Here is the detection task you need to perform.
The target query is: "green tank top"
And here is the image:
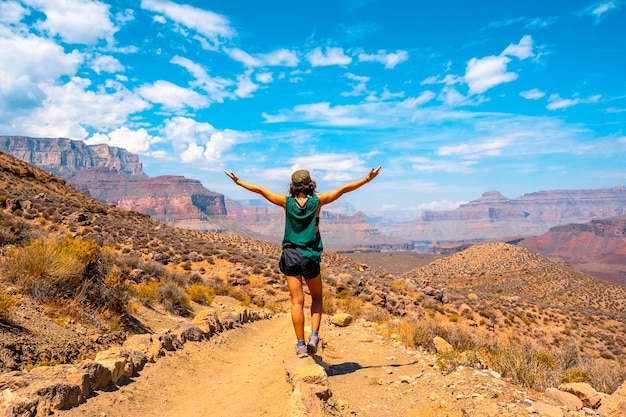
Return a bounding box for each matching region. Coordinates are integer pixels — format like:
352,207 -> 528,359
282,195 -> 323,262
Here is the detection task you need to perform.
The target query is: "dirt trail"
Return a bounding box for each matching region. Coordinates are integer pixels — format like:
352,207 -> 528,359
53,313 -> 539,417
55,315 -> 296,417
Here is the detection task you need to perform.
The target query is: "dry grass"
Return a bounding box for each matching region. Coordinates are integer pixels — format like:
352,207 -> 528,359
0,288 -> 18,321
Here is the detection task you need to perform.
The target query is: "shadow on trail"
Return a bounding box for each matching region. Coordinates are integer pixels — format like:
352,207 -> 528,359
327,360 -> 419,376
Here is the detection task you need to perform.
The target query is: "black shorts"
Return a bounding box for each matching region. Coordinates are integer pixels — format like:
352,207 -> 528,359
279,248 -> 321,280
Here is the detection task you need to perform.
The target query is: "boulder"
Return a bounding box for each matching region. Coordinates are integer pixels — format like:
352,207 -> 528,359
559,382 -> 601,408
286,364 -> 329,388
526,401 -> 563,417
74,360 -> 112,391
0,371 -> 82,412
171,322 -> 205,343
0,388 -> 38,417
433,336 -> 454,355
330,313 -> 353,327
94,350 -> 133,384
290,381 -> 322,417
545,387 -> 583,411
605,379 -> 626,417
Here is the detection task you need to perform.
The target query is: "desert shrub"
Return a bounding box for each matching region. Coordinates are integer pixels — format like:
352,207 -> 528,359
226,287 -> 251,306
187,271 -> 203,286
3,236 -> 102,301
100,268 -> 131,314
0,288 -> 18,321
0,211 -> 35,246
1,235 -> 133,317
158,282 -> 191,315
133,281 -> 162,305
488,342 -> 558,390
188,283 -> 214,305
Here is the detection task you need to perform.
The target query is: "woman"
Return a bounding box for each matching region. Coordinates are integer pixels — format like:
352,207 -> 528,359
224,166 -> 381,357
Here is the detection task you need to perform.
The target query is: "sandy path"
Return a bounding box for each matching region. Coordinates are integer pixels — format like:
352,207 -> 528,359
53,312 -> 535,417
54,315 -> 296,417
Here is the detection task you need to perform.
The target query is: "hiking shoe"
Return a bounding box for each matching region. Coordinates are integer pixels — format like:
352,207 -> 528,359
295,343 -> 308,358
307,334 -> 320,354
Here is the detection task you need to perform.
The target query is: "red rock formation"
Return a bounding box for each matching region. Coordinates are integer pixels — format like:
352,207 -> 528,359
519,215 -> 626,285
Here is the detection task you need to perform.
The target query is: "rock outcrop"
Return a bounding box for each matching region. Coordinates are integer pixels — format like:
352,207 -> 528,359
519,215 -> 626,285
0,136 -> 229,230
0,136 -> 143,177
378,186 -> 626,247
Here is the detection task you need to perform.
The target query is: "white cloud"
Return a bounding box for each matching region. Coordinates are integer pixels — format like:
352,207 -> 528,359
502,35 -> 534,60
520,88 -> 545,100
90,54 -> 123,74
0,32 -> 82,82
0,31 -> 82,115
141,0 -> 234,48
306,47 -> 352,67
170,56 -> 234,102
407,156 -> 477,173
138,80 -> 209,110
464,55 -> 517,94
262,49 -> 299,67
255,72 -> 273,84
399,91 -> 436,108
290,153 -> 367,180
234,71 -> 259,98
226,47 -> 300,68
19,76 -> 149,139
25,0 -> 116,45
418,199 -> 467,211
438,86 -> 471,106
358,49 -> 408,69
290,102 -> 372,127
160,116 -> 216,147
181,143 -> 204,163
547,93 -> 601,110
438,136 -> 514,157
580,1 -> 621,23
227,48 -> 262,67
0,1 -> 28,24
85,127 -> 158,154
341,73 -> 371,97
203,131 -> 239,163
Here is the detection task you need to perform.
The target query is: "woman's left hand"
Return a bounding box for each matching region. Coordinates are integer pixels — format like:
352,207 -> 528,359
224,170 -> 239,183
366,165 -> 382,182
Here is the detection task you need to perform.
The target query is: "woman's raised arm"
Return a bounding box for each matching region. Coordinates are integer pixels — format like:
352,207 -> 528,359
224,171 -> 286,208
317,166 -> 381,206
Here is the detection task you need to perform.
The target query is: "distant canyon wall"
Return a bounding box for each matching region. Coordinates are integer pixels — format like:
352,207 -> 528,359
0,136 -> 227,223
377,188 -> 626,245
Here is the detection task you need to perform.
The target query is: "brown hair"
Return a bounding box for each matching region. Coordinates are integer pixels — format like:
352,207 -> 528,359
289,181 -> 317,197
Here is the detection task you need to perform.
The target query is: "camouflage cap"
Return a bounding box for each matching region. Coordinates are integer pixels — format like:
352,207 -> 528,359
291,169 -> 311,185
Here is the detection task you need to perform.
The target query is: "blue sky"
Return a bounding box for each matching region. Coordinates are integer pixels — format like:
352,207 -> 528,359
1,0 -> 625,216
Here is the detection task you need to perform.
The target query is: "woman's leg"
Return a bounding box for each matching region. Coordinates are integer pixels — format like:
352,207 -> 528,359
285,274 -> 305,341
305,274 -> 323,333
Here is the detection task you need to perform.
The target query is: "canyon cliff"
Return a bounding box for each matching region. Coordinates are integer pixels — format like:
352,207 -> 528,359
0,136 -> 228,232
519,215 -> 626,285
377,188 -> 626,247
